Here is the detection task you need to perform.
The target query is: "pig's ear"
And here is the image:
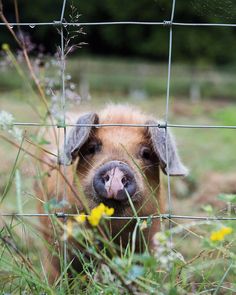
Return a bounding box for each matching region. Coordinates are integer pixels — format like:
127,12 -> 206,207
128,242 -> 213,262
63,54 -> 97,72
147,120 -> 188,176
59,113 -> 99,165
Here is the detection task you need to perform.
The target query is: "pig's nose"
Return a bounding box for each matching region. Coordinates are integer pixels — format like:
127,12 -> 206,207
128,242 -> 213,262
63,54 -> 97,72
93,161 -> 136,201
103,167 -> 129,199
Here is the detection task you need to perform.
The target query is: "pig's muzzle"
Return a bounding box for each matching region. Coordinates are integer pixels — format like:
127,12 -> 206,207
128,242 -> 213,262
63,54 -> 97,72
93,161 -> 137,201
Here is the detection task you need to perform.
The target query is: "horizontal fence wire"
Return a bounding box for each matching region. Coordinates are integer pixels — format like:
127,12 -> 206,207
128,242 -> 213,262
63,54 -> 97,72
1,21 -> 236,27
0,213 -> 236,221
10,122 -> 236,129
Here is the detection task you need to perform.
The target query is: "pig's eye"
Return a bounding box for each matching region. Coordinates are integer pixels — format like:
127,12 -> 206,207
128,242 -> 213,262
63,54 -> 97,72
84,141 -> 101,156
140,146 -> 152,161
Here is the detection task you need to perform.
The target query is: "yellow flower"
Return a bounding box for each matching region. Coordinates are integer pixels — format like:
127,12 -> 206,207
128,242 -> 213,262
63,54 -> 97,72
104,207 -> 114,216
2,43 -> 10,51
96,203 -> 106,212
210,231 -> 224,241
87,204 -> 104,226
87,203 -> 114,227
66,219 -> 73,236
210,226 -> 233,242
221,227 -> 233,235
87,215 -> 100,227
74,213 -> 86,224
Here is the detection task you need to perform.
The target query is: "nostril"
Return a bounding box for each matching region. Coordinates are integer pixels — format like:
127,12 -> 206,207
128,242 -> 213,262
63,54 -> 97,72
121,176 -> 126,184
103,174 -> 110,183
121,176 -> 129,188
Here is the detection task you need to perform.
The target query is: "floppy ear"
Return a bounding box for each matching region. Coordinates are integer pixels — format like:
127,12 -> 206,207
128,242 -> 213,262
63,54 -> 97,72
147,120 -> 188,176
59,112 -> 99,165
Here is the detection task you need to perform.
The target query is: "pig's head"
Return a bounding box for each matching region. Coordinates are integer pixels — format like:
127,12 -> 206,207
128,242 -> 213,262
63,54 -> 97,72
60,105 -> 187,215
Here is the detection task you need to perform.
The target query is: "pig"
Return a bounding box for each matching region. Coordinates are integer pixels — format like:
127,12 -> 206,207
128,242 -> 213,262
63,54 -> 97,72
36,104 -> 187,280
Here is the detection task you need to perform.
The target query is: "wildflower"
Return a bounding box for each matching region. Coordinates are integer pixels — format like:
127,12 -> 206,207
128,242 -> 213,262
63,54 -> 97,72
153,231 -> 185,271
74,213 -> 86,224
0,110 -> 14,127
0,110 -> 23,141
104,206 -> 114,216
210,231 -> 224,241
87,203 -> 114,227
87,203 -> 105,227
221,226 -> 233,235
210,226 -> 233,242
66,219 -> 73,237
64,215 -> 87,240
2,43 -> 10,51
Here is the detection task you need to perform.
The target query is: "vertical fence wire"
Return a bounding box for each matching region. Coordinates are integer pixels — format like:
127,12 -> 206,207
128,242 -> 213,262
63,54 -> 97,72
59,0 -> 68,273
165,0 -> 176,244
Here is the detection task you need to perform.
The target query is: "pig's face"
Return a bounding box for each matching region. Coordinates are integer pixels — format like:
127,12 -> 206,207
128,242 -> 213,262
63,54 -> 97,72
60,105 -> 187,215
77,125 -> 158,213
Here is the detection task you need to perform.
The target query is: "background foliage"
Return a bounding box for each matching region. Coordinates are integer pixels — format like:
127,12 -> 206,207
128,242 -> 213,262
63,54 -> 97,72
2,0 -> 236,64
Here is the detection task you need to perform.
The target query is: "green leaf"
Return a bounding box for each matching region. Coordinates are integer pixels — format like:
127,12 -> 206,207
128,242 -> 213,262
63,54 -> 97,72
202,204 -> 213,213
217,194 -> 236,203
168,287 -> 179,295
136,253 -> 157,269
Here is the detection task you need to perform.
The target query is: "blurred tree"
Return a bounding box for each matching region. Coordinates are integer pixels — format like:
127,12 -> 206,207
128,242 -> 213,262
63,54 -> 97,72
1,0 -> 236,64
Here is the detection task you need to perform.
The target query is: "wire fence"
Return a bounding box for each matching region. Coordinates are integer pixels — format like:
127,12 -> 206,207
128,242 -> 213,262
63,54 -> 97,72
8,122 -> 236,129
2,21 -> 236,27
1,213 -> 236,221
1,0 -> 236,268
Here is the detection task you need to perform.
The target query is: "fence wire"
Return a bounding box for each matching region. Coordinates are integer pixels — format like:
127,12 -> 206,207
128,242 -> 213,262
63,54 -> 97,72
1,213 -> 236,221
9,122 -> 236,129
164,0 -> 176,241
1,21 -> 236,27
59,0 -> 68,270
1,0 -> 236,268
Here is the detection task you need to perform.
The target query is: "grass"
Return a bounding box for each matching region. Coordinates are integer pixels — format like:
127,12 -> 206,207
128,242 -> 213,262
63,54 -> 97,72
0,53 -> 236,293
1,208 -> 235,294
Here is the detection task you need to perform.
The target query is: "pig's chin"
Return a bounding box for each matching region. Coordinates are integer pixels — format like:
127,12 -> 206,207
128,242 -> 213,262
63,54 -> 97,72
92,197 -> 141,216
96,198 -> 130,210
83,185 -> 142,215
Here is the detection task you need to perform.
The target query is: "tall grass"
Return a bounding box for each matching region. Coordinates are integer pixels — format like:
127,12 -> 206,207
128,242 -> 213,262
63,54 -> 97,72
1,196 -> 235,293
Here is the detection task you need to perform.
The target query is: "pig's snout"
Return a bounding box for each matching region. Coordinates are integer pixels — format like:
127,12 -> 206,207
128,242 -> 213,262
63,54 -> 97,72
93,161 -> 137,201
